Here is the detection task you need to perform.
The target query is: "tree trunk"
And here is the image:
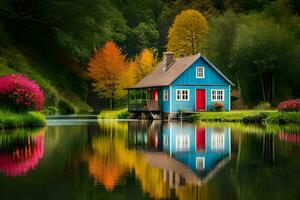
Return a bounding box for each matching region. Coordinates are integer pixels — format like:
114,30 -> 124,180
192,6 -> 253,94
260,75 -> 266,101
110,97 -> 113,109
191,27 -> 195,55
272,76 -> 275,102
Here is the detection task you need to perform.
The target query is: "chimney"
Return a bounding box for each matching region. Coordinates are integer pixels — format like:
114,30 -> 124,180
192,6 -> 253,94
162,52 -> 175,72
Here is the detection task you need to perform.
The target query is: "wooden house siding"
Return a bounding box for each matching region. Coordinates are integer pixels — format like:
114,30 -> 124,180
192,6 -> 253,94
172,57 -> 228,85
168,85 -> 230,112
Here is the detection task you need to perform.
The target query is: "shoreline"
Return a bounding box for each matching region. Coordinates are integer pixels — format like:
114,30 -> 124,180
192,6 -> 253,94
98,109 -> 300,125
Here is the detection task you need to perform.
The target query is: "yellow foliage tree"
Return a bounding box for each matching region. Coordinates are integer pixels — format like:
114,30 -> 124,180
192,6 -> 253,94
131,49 -> 156,83
167,9 -> 208,55
87,41 -> 130,109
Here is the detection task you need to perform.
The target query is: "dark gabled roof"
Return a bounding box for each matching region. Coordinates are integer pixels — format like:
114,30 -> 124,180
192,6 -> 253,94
127,54 -> 234,89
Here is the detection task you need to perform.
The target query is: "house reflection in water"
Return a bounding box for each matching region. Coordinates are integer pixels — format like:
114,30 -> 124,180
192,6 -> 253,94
128,121 -> 231,187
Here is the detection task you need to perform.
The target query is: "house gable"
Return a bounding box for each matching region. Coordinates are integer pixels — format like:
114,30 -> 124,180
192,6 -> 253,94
172,56 -> 230,86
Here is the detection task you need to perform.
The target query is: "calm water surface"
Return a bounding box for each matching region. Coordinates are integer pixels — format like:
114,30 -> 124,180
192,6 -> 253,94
1,119 -> 300,200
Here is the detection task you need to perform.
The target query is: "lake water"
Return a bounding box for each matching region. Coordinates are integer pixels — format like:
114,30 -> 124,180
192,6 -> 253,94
1,119 -> 300,200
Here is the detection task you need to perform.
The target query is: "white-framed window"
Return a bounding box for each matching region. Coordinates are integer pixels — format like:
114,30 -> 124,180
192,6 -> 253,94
176,134 -> 190,151
176,89 -> 190,101
196,67 -> 205,78
211,128 -> 225,150
163,90 -> 168,101
196,157 -> 205,170
211,89 -> 224,101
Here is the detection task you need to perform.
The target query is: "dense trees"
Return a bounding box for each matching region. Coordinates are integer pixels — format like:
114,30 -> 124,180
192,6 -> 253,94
1,0 -> 300,109
167,9 -> 208,55
205,5 -> 300,106
232,15 -> 299,104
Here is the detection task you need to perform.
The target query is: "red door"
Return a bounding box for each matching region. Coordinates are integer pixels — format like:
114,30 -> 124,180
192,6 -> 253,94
196,127 -> 206,151
196,89 -> 206,111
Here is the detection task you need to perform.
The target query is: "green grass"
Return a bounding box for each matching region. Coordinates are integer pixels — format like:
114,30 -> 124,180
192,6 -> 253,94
0,109 -> 46,129
98,108 -> 130,119
189,110 -> 300,124
266,112 -> 300,124
189,110 -> 275,122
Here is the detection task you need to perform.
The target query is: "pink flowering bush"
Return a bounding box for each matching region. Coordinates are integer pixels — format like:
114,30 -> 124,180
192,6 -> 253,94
277,99 -> 300,112
0,74 -> 44,111
213,102 -> 224,111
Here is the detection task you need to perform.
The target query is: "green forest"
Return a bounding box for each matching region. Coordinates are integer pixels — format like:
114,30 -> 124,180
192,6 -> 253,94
0,0 -> 300,113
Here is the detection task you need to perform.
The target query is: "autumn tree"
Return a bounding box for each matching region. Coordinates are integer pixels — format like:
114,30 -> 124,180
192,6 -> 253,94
167,9 -> 208,55
131,49 -> 156,83
87,41 -> 129,109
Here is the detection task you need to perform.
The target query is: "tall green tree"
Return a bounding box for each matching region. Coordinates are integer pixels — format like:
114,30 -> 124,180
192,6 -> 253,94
232,14 -> 300,104
167,9 -> 208,55
205,11 -> 239,82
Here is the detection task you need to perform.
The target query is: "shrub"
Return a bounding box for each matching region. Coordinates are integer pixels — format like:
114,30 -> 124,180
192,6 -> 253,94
43,106 -> 59,115
213,102 -> 224,111
0,74 -> 44,111
242,112 -> 268,123
254,102 -> 272,110
58,99 -> 75,114
117,111 -> 131,119
277,99 -> 300,112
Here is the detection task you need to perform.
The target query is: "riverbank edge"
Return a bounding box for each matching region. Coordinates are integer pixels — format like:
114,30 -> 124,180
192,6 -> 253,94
0,110 -> 46,129
188,110 -> 300,124
98,108 -> 130,119
98,109 -> 300,125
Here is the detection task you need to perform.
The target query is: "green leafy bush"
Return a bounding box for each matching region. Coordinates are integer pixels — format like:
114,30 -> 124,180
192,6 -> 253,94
254,102 -> 272,110
0,108 -> 46,128
242,112 -> 268,123
117,111 -> 131,119
58,99 -> 75,114
43,106 -> 59,115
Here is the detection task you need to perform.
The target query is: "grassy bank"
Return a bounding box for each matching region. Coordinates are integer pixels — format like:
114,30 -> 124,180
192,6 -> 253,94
188,110 -> 300,124
0,109 -> 46,129
98,108 -> 130,119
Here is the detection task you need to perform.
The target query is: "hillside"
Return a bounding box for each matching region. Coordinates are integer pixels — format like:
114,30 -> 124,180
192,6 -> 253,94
0,24 -> 92,114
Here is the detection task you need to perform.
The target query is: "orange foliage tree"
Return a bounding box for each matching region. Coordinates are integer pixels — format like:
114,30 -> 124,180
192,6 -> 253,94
130,49 -> 156,83
87,41 -> 132,108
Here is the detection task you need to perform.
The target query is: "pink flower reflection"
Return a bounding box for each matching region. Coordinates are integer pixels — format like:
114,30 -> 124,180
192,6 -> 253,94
0,134 -> 44,176
278,132 -> 300,143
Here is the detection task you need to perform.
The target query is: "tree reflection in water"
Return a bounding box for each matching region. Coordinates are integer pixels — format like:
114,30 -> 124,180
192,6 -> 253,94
0,128 -> 45,176
84,120 -> 231,199
83,120 -> 170,198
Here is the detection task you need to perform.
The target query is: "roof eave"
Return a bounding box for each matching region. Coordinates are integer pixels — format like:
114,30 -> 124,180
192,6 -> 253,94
201,55 -> 235,86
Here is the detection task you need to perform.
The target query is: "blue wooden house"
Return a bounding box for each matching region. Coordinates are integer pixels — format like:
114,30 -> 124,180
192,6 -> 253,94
127,52 -> 234,118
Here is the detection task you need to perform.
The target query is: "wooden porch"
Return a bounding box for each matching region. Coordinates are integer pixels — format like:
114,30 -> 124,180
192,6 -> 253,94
128,100 -> 161,111
128,88 -> 161,112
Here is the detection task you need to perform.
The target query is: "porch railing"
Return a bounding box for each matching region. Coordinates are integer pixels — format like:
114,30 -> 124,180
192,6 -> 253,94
128,100 -> 161,111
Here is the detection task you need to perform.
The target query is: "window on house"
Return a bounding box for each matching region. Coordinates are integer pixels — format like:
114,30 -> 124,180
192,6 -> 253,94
176,89 -> 189,101
196,157 -> 205,170
163,90 -> 168,101
196,67 -> 205,78
211,128 -> 225,150
211,89 -> 224,101
176,134 -> 190,151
